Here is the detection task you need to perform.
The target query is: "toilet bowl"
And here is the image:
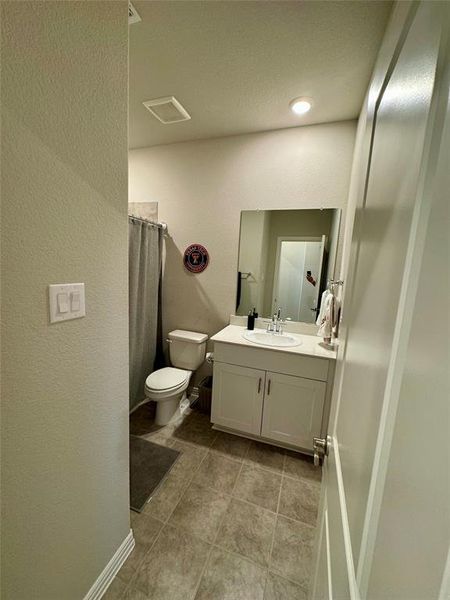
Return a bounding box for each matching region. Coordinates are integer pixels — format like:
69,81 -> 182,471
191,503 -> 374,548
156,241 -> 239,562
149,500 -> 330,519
144,329 -> 208,425
145,367 -> 191,425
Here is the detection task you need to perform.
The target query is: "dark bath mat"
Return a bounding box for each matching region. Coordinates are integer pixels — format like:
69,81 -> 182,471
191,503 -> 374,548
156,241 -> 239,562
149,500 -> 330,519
129,435 -> 180,513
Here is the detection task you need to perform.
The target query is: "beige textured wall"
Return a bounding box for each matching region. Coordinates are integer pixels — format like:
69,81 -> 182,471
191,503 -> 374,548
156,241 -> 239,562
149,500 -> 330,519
129,122 -> 356,378
1,2 -> 129,599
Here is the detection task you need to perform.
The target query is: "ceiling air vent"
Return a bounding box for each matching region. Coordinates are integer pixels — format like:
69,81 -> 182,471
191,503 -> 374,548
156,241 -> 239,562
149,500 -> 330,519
143,96 -> 191,124
128,2 -> 141,24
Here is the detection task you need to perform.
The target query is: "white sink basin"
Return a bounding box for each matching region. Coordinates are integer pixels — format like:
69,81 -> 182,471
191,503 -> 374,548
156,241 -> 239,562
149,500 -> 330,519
243,330 -> 302,348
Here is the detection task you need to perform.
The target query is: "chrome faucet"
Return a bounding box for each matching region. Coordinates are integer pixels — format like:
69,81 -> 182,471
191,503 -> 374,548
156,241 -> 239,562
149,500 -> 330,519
266,314 -> 276,333
267,307 -> 285,334
275,307 -> 285,334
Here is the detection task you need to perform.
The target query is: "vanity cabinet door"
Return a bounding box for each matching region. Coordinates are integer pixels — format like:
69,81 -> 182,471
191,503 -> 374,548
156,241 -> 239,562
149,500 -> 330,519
261,372 -> 326,449
211,363 -> 265,435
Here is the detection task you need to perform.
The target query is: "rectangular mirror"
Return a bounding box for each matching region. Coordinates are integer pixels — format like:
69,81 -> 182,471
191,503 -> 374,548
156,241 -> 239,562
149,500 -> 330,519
236,208 -> 342,323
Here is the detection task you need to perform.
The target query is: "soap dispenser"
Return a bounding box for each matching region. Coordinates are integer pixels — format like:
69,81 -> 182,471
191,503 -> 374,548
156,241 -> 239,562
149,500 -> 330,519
247,310 -> 255,330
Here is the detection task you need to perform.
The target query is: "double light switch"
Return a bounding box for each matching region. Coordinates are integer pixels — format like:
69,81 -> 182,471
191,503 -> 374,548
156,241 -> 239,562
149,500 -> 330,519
49,283 -> 85,323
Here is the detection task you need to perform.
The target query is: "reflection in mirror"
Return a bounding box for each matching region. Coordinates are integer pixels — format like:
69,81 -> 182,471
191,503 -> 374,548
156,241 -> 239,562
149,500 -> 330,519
236,209 -> 342,323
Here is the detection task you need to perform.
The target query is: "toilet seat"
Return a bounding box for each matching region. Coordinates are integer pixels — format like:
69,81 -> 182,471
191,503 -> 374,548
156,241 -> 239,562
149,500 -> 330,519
145,367 -> 190,398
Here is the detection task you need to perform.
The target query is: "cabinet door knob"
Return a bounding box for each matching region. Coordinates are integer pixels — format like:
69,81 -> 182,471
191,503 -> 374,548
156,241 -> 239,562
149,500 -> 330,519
258,378 -> 262,393
267,379 -> 271,395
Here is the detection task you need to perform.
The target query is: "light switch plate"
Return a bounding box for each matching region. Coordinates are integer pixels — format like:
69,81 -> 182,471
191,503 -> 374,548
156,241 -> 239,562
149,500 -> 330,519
49,283 -> 85,323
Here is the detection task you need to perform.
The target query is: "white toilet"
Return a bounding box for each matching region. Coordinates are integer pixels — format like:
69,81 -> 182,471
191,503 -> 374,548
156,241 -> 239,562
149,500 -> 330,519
145,329 -> 208,425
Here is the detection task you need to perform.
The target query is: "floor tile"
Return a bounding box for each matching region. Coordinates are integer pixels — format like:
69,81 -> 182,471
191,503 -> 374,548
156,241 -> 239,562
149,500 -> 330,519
264,572 -> 307,600
168,482 -> 231,542
142,430 -> 176,447
129,404 -> 157,437
117,541 -> 149,585
217,498 -> 276,567
284,451 -> 321,483
233,464 -> 282,512
193,451 -> 241,493
171,412 -> 217,448
102,577 -> 127,600
278,477 -> 320,526
134,523 -> 210,600
130,511 -> 164,546
143,437 -> 208,520
118,513 -> 163,583
122,585 -> 149,600
270,516 -> 315,590
211,431 -> 251,461
195,547 -> 266,600
169,439 -> 209,477
142,468 -> 188,522
130,409 -> 320,600
245,441 -> 285,473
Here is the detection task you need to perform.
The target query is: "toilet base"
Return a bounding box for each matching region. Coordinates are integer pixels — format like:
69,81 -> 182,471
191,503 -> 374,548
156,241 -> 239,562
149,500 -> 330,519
154,391 -> 187,426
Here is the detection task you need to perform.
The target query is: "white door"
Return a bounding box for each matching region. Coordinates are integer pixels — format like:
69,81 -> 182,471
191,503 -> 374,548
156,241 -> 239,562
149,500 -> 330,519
211,363 -> 265,435
272,236 -> 325,322
312,3 -> 449,599
261,372 -> 326,450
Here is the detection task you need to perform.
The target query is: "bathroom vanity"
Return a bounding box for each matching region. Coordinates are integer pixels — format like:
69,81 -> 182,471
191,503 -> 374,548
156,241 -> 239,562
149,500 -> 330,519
210,324 -> 336,454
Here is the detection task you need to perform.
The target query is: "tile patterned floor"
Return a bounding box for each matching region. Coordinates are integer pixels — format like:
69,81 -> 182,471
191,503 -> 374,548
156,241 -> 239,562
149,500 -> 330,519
104,405 -> 322,600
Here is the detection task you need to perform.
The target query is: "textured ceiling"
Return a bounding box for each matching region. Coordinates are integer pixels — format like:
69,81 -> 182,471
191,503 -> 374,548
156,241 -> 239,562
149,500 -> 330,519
129,1 -> 392,149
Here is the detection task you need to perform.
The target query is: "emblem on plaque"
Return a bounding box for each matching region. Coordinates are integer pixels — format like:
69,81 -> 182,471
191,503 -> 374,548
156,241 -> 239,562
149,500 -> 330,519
183,244 -> 209,273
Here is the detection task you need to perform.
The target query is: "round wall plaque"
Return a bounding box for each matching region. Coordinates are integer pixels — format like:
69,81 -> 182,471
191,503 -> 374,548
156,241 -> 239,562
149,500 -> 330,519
183,244 -> 209,273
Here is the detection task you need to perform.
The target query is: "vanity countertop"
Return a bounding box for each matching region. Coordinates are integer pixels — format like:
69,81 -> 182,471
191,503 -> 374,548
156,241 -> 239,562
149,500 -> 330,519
210,325 -> 337,360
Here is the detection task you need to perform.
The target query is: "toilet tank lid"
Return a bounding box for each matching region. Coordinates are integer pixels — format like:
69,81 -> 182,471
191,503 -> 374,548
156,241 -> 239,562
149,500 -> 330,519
168,329 -> 208,344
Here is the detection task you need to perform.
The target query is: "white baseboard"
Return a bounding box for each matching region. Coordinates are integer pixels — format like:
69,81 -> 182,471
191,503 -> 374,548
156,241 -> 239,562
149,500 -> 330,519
83,529 -> 135,600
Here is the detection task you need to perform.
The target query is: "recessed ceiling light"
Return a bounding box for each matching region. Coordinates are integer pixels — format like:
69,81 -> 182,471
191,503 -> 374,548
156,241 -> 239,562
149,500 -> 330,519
290,97 -> 313,115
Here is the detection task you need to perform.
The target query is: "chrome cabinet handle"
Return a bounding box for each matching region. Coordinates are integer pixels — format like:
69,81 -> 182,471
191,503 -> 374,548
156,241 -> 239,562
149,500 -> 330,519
258,378 -> 262,393
267,379 -> 271,395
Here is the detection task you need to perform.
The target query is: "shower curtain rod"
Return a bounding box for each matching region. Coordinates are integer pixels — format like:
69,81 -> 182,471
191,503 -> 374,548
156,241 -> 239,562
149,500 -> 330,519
128,214 -> 168,233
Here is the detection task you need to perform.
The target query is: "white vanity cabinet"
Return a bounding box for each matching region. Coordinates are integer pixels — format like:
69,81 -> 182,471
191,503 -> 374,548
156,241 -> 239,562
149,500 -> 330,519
210,327 -> 335,453
211,363 -> 265,435
260,372 -> 326,449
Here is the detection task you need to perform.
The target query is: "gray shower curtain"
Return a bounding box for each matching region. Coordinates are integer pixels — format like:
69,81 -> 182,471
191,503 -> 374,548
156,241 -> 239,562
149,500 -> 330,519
129,217 -> 163,412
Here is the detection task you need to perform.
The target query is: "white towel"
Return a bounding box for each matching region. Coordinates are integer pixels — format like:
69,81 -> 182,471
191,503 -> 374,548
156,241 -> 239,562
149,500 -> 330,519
317,291 -> 340,340
316,289 -> 330,327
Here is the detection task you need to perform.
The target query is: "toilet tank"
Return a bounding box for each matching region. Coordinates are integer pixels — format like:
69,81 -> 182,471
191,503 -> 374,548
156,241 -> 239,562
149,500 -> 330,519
168,330 -> 208,370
